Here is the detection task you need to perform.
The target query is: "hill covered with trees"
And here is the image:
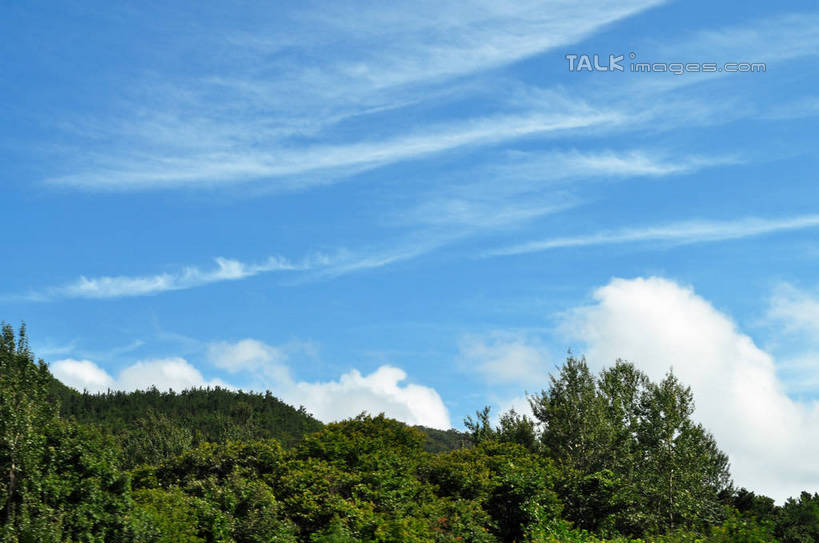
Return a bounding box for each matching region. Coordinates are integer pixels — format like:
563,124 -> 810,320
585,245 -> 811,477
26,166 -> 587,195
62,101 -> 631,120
2,323 -> 818,542
48,373 -> 467,466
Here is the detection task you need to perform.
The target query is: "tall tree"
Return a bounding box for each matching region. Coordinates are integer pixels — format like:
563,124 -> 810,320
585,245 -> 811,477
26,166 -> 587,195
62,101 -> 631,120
597,361 -> 650,534
637,371 -> 731,533
0,323 -> 56,541
530,356 -> 609,474
530,357 -> 732,536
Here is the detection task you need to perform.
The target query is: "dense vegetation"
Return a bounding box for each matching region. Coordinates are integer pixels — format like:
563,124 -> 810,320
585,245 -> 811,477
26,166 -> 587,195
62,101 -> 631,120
49,377 -> 464,465
2,323 -> 817,541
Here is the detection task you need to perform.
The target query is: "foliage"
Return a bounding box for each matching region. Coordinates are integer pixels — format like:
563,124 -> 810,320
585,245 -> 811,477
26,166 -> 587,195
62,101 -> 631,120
529,358 -> 731,537
465,407 -> 539,453
775,491 -> 819,543
414,426 -> 470,453
2,326 -> 817,542
0,324 -> 131,542
0,323 -> 57,542
52,385 -> 324,458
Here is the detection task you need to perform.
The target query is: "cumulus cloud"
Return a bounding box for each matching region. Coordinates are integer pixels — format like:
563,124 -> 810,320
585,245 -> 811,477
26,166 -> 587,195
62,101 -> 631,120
458,332 -> 550,385
765,284 -> 819,397
562,276 -> 819,503
50,359 -> 116,393
208,338 -> 291,379
285,366 -> 451,430
118,358 -> 227,391
51,357 -> 226,393
206,338 -> 451,429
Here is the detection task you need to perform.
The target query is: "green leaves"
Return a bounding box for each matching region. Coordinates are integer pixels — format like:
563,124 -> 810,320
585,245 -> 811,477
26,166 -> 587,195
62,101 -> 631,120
0,326 -> 809,542
776,491 -> 819,543
0,324 -> 60,542
532,356 -> 611,474
528,358 -> 732,537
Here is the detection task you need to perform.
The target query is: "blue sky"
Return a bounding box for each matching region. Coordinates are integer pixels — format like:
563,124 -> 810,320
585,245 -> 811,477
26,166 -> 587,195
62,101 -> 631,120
3,1 -> 819,500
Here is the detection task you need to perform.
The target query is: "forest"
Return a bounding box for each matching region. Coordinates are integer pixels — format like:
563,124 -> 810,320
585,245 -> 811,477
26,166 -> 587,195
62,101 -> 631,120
1,323 -> 817,542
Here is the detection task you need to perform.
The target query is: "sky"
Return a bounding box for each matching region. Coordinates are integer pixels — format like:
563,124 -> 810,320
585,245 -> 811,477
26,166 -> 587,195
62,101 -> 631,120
2,0 -> 819,502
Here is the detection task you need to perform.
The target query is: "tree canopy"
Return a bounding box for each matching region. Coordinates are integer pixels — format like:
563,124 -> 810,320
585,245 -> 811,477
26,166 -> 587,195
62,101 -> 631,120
1,324 -> 816,542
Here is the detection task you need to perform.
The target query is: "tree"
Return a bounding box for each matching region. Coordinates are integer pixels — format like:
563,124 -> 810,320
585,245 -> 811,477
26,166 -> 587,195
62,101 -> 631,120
596,361 -> 650,535
637,371 -> 731,534
531,356 -> 610,474
39,419 -> 131,542
775,491 -> 819,543
496,409 -> 539,453
530,357 -> 732,537
0,323 -> 56,541
464,407 -> 538,452
121,408 -> 194,468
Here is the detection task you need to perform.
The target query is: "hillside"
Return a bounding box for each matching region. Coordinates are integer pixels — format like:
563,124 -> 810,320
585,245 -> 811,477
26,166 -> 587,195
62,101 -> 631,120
49,377 -> 468,462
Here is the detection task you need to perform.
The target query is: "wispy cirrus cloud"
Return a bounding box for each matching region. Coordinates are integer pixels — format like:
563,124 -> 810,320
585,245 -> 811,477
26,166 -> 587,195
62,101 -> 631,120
24,211 -> 815,302
489,214 -> 819,256
48,107 -> 622,191
43,1 -> 668,192
20,239 -> 454,300
36,7 -> 819,198
31,256 -> 299,300
397,148 -> 736,229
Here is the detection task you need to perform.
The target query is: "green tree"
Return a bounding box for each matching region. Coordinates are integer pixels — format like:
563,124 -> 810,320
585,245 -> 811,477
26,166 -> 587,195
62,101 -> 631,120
0,323 -> 57,542
39,420 -> 131,542
596,361 -> 650,535
724,487 -> 777,524
530,357 -> 732,537
775,491 -> 819,543
637,371 -> 731,534
531,356 -> 609,474
465,407 -> 538,452
122,408 -> 194,468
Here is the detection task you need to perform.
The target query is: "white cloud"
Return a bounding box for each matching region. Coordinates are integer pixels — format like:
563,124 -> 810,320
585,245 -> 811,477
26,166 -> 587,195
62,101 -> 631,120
50,108 -> 620,191
28,146 -> 740,302
765,284 -> 819,397
207,338 -> 295,384
118,358 -> 227,391
562,276 -> 819,502
25,237 -> 458,301
50,359 -> 116,393
51,357 -> 226,393
399,148 -> 730,230
286,366 -> 451,430
206,338 -> 450,428
768,283 -> 819,339
43,256 -> 296,299
302,0 -> 668,91
202,338 -> 451,428
208,338 -> 287,372
45,0 -> 667,192
458,332 -> 550,385
497,149 -> 739,181
490,214 -> 819,256
208,338 -> 451,428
